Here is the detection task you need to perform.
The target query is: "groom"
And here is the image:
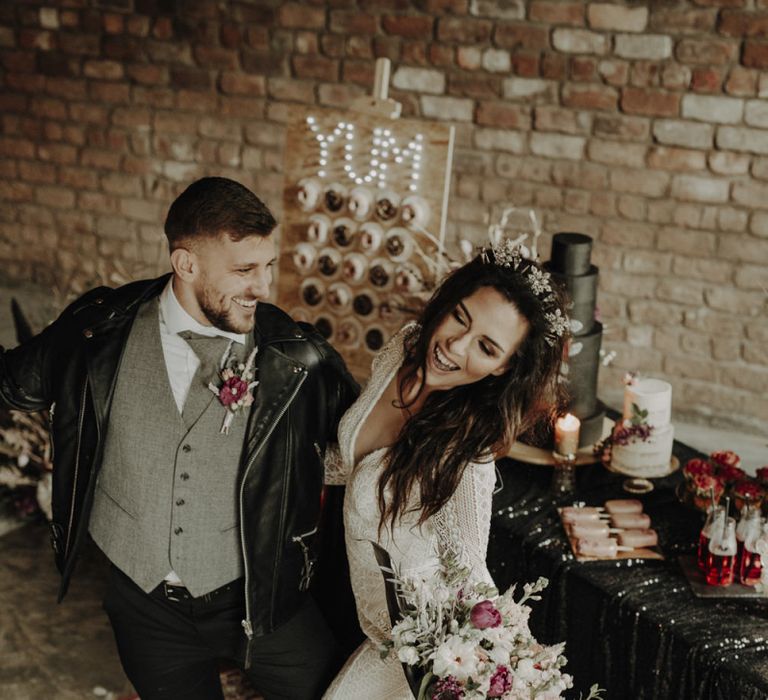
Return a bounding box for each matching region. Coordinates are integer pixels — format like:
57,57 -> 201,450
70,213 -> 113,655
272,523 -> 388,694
0,177 -> 358,700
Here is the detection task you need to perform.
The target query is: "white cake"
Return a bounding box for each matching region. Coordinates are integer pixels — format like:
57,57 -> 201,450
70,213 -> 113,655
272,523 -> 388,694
611,378 -> 674,478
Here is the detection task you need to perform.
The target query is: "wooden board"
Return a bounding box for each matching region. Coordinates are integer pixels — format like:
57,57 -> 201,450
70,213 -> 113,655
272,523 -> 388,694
279,106 -> 455,382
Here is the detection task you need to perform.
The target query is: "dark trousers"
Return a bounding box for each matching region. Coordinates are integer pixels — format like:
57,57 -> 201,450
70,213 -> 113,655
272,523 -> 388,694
103,566 -> 338,700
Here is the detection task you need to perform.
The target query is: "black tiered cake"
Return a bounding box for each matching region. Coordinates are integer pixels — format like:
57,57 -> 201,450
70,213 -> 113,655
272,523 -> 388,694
544,233 -> 606,448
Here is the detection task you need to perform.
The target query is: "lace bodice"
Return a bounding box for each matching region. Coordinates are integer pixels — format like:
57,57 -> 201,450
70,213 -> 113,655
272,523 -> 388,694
327,324 -> 497,643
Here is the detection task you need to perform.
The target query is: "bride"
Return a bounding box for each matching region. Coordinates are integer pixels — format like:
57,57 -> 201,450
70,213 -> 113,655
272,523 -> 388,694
323,242 -> 569,699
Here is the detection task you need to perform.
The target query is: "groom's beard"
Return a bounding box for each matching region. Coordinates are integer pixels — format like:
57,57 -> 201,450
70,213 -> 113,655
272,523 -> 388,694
197,287 -> 257,334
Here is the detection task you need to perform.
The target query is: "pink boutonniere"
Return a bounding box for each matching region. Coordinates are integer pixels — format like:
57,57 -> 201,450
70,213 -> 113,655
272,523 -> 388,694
208,341 -> 258,435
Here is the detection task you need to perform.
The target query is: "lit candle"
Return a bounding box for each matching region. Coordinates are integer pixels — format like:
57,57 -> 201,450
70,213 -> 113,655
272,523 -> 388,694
555,413 -> 581,456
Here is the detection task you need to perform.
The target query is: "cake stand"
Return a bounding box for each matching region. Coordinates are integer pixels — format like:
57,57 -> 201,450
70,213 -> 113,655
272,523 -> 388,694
602,455 -> 680,494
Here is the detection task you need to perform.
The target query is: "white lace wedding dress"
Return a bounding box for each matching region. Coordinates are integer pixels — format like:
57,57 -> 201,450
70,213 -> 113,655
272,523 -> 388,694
323,324 -> 497,700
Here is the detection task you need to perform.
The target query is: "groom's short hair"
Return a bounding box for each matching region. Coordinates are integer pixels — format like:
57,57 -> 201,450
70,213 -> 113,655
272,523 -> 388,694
164,176 -> 277,251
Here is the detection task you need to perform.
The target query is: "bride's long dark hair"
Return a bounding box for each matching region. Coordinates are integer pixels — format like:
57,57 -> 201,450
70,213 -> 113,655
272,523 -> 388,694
378,252 -> 569,532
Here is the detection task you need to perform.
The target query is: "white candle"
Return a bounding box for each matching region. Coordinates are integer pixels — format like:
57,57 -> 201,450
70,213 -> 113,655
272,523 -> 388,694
555,413 -> 581,456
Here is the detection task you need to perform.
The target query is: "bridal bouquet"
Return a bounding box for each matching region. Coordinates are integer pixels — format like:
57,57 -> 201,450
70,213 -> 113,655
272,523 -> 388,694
376,546 -> 602,699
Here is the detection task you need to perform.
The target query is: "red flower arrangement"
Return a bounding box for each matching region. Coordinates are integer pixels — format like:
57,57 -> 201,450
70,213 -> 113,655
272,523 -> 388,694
733,479 -> 764,513
208,343 -> 258,435
756,466 -> 768,486
683,458 -> 715,481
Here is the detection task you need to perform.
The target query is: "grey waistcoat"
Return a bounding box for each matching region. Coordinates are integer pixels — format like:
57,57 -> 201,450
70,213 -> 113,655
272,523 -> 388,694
89,299 -> 251,596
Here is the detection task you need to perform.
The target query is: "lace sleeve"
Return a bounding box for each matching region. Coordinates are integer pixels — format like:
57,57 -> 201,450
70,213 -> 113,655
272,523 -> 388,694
433,459 -> 497,586
323,443 -> 347,485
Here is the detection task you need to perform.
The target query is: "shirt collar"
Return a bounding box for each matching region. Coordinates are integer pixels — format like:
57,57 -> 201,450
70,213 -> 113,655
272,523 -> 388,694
159,277 -> 246,346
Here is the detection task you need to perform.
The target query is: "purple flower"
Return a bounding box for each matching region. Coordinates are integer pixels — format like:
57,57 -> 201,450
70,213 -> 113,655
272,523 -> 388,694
470,600 -> 502,629
432,676 -> 464,700
218,376 -> 250,407
488,665 -> 513,697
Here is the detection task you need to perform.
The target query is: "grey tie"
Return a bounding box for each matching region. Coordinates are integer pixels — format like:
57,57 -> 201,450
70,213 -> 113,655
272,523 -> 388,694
177,332 -> 238,426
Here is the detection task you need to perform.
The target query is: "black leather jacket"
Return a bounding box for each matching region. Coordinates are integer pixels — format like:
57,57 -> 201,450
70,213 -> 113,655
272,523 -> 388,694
0,275 -> 358,644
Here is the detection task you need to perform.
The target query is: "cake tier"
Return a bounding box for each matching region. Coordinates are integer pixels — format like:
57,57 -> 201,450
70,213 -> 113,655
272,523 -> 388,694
544,264 -> 599,336
578,402 -> 606,448
623,378 -> 671,428
563,322 -> 602,418
549,232 -> 593,276
611,424 -> 675,478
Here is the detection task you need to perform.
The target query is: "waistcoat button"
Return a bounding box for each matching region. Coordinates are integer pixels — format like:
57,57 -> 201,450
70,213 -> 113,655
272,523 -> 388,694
182,444 -> 191,452
174,527 -> 183,535
180,472 -> 190,481
176,498 -> 185,506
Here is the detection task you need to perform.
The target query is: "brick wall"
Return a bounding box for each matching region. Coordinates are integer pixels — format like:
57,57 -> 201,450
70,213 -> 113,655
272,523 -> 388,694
0,0 -> 766,433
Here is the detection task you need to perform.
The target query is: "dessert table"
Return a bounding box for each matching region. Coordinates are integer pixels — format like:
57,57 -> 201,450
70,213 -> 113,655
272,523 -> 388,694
488,439 -> 768,699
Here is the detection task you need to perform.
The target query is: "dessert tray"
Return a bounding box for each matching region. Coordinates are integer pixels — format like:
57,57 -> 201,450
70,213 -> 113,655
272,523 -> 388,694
558,502 -> 664,562
506,417 -> 614,466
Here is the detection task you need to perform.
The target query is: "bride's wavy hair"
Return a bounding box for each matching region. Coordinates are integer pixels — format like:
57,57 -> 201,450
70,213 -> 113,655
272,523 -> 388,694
378,252 -> 569,532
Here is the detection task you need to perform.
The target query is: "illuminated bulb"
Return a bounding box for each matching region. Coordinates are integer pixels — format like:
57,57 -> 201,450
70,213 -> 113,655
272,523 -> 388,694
355,178 -> 363,185
344,165 -> 352,172
416,134 -> 423,141
409,184 -> 417,191
345,154 -> 352,161
372,149 -> 379,156
319,159 -> 327,166
380,163 -> 387,170
319,170 -> 326,177
364,176 -> 372,182
395,156 -> 403,164
316,135 -> 324,142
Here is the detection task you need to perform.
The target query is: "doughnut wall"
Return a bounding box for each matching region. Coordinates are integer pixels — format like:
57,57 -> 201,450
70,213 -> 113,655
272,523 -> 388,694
279,109 -> 455,381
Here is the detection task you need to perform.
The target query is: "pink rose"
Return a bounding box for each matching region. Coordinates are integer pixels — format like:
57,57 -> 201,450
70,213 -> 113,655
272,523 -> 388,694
734,479 -> 762,499
756,466 -> 768,484
692,473 -> 724,497
488,665 -> 512,697
219,376 -> 250,407
470,600 -> 501,629
717,464 -> 746,484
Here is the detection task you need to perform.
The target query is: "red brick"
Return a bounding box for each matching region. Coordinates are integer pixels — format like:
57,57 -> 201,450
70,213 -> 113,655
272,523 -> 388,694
594,114 -> 650,141
541,51 -> 567,80
267,77 -> 315,103
649,8 -> 716,34
318,82 -> 366,106
177,91 -> 218,113
37,143 -> 78,165
342,59 -> 374,85
126,15 -> 150,37
30,96 -> 67,120
246,27 -> 269,50
725,66 -> 757,95
346,35 -> 371,58
19,29 -> 56,51
421,0 -> 468,12
535,106 -> 592,135
90,82 -> 131,103
402,41 -> 428,65
0,136 -> 35,159
690,66 -> 725,93
743,41 -> 768,69
279,2 -> 326,29
438,16 -> 492,42
661,63 -> 692,90
562,83 -> 618,110
676,38 -> 738,65
219,72 -> 267,96
220,24 -> 242,49
321,33 -> 345,57
2,50 -> 36,73
126,64 -> 168,86
102,13 -> 124,34
512,52 -> 540,76
292,54 -> 338,81
529,0 -> 584,25
718,10 -> 768,37
629,61 -> 662,88
5,72 -> 45,93
372,36 -> 400,61
0,181 -> 33,202
647,146 -> 706,172
448,74 -> 499,98
570,56 -> 597,81
692,0 -> 744,6
621,87 -> 680,117
83,59 -> 124,80
495,22 -> 549,50
329,11 -> 378,35
382,15 -> 434,37
193,46 -> 238,69
476,101 -> 531,129
429,43 -> 454,67
170,67 -> 212,91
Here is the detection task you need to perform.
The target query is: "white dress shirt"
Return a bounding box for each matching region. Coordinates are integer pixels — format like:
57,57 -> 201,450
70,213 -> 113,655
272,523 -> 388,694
157,278 -> 246,584
158,278 -> 246,414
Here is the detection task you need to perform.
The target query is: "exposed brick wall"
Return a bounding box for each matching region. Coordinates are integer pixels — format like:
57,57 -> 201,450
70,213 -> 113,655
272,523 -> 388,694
0,0 -> 766,432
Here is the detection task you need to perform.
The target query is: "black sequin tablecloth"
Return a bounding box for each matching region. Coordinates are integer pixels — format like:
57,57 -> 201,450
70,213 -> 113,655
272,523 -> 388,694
488,440 -> 768,700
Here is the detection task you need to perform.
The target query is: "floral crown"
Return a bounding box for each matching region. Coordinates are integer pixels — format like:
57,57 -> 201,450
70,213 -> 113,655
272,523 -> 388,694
478,209 -> 569,347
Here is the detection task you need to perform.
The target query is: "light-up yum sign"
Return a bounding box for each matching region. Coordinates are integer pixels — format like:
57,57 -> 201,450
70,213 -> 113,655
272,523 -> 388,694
306,116 -> 424,192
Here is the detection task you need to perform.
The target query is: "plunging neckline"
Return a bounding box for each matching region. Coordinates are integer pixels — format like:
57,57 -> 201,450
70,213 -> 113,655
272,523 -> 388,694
351,364 -> 400,468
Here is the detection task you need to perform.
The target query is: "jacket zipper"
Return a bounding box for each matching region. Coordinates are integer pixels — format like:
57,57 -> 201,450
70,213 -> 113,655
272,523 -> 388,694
238,368 -> 307,668
48,402 -> 56,465
63,378 -> 88,558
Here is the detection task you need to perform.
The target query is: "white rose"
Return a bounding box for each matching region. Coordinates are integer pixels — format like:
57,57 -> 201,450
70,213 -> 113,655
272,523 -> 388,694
397,646 -> 419,665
